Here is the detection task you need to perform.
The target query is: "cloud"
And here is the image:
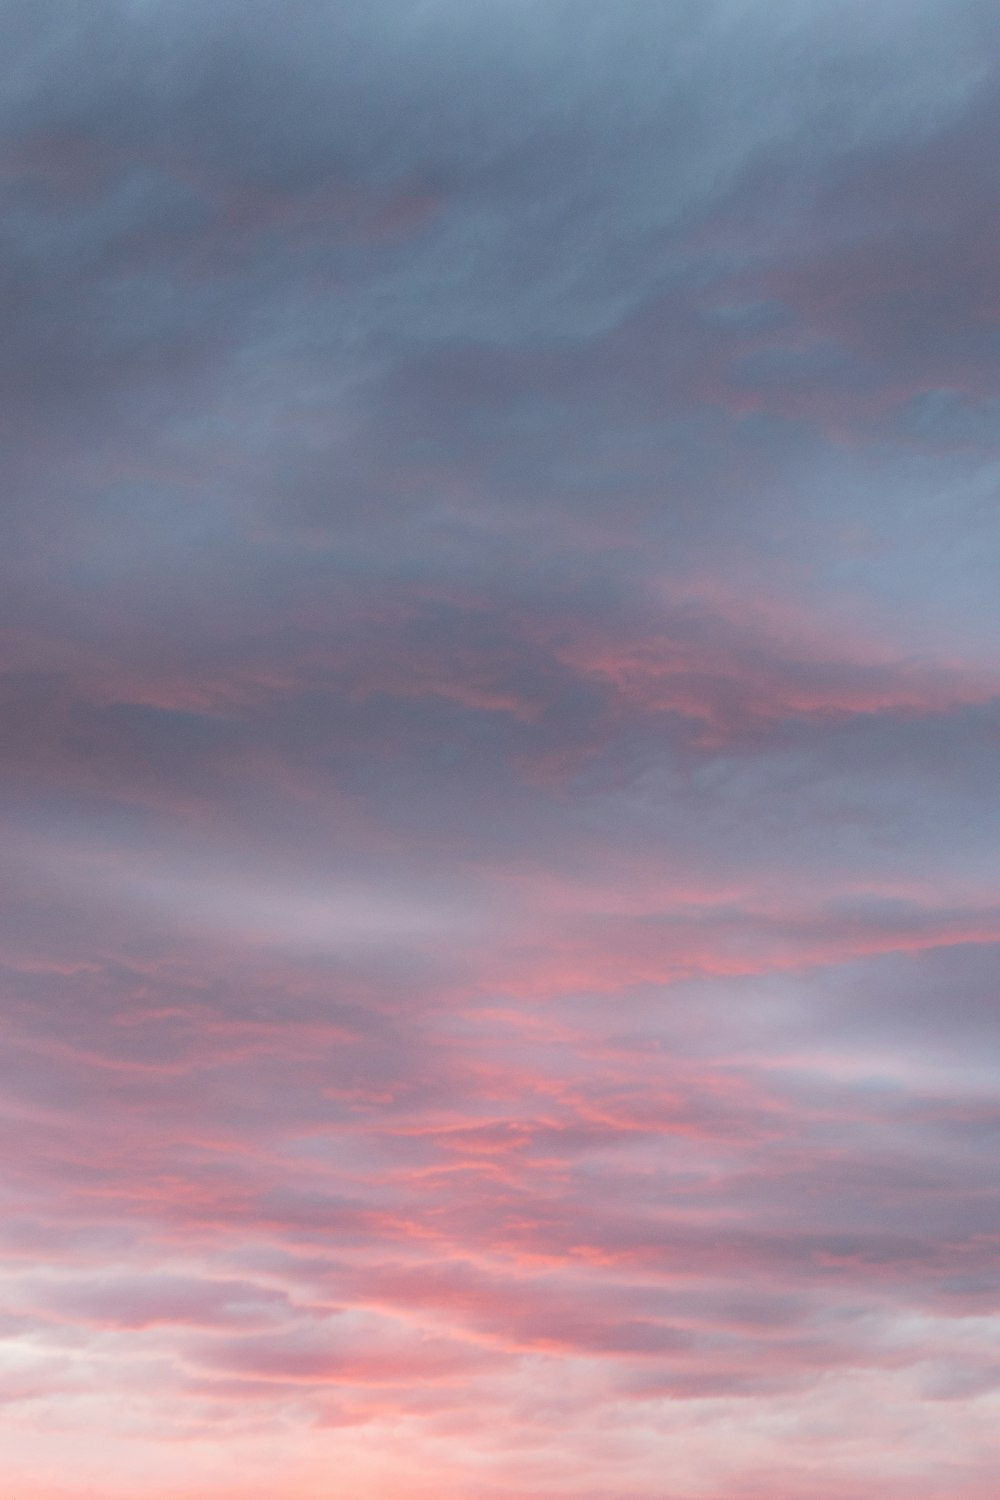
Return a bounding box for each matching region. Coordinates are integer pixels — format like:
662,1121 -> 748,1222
3,2 -> 1000,1498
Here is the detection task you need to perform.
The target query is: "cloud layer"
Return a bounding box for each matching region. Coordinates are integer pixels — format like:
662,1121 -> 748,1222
2,3 -> 1000,1497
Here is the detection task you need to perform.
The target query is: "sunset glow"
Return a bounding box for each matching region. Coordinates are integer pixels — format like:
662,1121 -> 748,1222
3,3 -> 1000,1497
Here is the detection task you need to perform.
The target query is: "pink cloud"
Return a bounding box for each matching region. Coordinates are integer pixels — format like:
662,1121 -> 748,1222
2,3 -> 999,1495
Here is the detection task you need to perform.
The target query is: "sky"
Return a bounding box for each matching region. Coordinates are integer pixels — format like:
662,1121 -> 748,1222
2,1 -> 1000,1496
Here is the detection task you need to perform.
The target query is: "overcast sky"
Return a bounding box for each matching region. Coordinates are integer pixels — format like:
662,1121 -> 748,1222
2,3 -> 1000,1497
